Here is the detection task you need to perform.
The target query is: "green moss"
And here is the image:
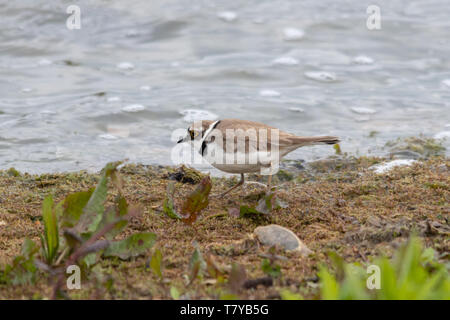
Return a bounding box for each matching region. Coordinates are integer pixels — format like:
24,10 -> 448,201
275,169 -> 294,182
7,168 -> 20,177
385,136 -> 445,158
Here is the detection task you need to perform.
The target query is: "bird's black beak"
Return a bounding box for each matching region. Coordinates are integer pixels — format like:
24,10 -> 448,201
177,138 -> 183,144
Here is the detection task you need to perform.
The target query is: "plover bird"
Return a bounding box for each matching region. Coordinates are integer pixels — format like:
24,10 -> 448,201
177,119 -> 339,197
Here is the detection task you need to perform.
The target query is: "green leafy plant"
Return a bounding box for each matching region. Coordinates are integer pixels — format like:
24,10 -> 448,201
260,246 -> 285,279
40,195 -> 60,265
2,162 -> 157,299
319,236 -> 450,300
150,248 -> 163,279
261,258 -> 281,278
163,176 -> 212,224
2,239 -> 39,285
188,241 -> 206,285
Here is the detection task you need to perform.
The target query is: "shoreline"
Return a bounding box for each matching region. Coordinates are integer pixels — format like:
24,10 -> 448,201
0,151 -> 448,299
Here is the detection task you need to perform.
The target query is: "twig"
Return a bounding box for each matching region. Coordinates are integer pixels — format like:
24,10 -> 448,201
55,247 -> 69,266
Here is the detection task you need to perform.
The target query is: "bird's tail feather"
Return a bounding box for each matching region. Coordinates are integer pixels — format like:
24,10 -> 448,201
292,136 -> 340,146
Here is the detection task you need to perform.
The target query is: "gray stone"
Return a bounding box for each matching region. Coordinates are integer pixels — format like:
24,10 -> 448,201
254,224 -> 312,256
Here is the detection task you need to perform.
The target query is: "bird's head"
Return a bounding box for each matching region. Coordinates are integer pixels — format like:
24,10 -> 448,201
177,120 -> 215,144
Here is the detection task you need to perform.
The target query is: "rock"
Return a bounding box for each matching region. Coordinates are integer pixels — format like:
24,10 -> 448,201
254,224 -> 312,256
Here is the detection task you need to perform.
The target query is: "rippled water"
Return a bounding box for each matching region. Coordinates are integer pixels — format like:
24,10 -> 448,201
1,0 -> 449,173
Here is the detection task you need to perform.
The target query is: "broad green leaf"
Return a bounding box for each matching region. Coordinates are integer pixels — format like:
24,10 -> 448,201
239,206 -> 268,221
96,196 -> 130,240
318,236 -> 450,300
103,232 -> 156,260
319,266 -> 339,300
61,189 -> 94,228
255,192 -> 288,214
170,286 -> 180,300
76,162 -> 122,235
261,258 -> 281,278
280,289 -> 303,300
6,239 -> 39,285
21,238 -> 39,260
150,249 -> 163,279
180,176 -> 212,224
188,241 -> 206,283
42,195 -> 59,264
163,182 -> 181,219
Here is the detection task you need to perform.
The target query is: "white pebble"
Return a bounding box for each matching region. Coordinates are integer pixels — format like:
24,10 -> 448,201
107,96 -> 121,102
353,55 -> 374,65
272,56 -> 299,66
140,85 -> 152,91
21,88 -> 32,93
122,104 -> 145,112
259,89 -> 281,97
304,71 -> 336,82
217,11 -> 238,22
283,28 -> 304,41
350,107 -> 376,115
117,62 -> 134,70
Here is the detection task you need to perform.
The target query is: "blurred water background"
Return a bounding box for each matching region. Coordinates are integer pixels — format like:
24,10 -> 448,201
1,0 -> 449,173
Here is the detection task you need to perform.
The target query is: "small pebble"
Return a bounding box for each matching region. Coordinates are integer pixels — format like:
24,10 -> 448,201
254,224 -> 312,256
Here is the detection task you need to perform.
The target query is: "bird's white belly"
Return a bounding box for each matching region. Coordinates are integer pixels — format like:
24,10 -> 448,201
202,142 -> 275,173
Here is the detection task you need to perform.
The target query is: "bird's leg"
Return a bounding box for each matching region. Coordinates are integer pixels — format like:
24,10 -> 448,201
219,173 -> 245,198
267,174 -> 272,192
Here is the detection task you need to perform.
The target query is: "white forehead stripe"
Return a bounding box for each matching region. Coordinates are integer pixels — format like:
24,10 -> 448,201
200,120 -> 220,144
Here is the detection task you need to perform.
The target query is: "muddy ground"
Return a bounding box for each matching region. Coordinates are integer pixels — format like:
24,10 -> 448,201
0,154 -> 448,299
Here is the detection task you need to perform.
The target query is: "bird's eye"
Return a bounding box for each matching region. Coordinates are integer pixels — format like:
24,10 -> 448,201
189,130 -> 199,139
